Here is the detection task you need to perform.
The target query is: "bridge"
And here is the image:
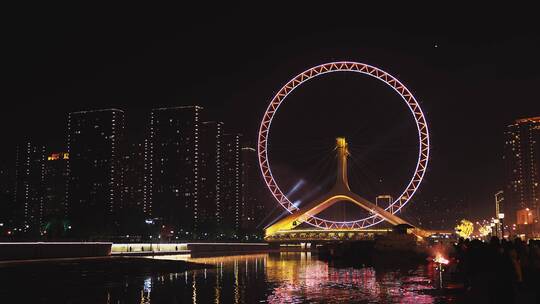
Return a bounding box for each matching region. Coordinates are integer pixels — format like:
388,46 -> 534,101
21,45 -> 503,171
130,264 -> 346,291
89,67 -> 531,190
264,228 -> 393,243
265,138 -> 431,242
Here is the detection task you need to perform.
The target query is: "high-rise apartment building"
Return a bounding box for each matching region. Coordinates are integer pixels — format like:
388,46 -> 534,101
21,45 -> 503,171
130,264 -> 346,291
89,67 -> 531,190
144,106 -> 201,235
0,162 -> 15,230
123,142 -> 145,212
240,146 -> 272,233
221,133 -> 242,233
503,116 -> 540,225
14,142 -> 46,233
66,109 -> 125,236
199,121 -> 223,236
43,152 -> 69,222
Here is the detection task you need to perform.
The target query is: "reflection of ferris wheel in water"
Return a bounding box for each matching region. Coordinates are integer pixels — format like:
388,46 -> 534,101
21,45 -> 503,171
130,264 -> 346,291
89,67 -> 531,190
258,62 -> 430,230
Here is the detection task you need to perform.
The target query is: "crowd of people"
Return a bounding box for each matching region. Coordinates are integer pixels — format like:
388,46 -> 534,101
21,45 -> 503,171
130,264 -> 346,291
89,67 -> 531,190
450,237 -> 540,303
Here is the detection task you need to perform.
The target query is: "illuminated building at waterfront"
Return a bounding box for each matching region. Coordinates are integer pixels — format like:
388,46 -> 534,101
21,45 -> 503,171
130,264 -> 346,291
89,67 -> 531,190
0,161 -> 15,231
198,121 -> 224,236
503,116 -> 540,231
221,133 -> 242,233
240,146 -> 273,234
66,109 -> 125,236
144,106 -> 201,234
14,142 -> 46,233
118,142 -> 146,232
43,152 -> 69,222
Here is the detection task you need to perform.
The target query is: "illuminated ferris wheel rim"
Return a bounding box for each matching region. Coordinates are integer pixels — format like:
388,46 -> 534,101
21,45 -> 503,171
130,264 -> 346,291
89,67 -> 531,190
258,61 -> 430,229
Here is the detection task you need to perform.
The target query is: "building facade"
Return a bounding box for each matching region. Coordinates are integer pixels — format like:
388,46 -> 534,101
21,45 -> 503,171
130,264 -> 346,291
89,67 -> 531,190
240,146 -> 272,235
198,121 -> 223,237
144,106 -> 201,236
402,196 -> 469,230
503,116 -> 540,227
122,142 -> 145,212
14,142 -> 46,234
0,161 -> 15,231
66,109 -> 125,237
43,152 -> 69,222
221,133 -> 242,234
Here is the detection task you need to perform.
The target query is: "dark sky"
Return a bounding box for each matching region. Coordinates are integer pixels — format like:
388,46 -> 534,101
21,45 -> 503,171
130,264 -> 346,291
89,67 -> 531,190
4,6 -> 540,220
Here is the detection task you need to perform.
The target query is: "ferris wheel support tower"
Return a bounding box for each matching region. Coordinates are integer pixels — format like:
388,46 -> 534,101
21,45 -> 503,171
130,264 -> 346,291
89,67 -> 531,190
265,137 -> 411,237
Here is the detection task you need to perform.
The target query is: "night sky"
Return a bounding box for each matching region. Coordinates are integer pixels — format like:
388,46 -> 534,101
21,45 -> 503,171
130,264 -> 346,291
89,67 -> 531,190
4,6 -> 540,220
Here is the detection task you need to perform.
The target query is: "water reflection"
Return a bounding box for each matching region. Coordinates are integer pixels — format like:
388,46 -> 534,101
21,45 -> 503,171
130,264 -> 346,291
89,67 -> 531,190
141,277 -> 151,303
1,252 -> 455,303
137,252 -> 448,303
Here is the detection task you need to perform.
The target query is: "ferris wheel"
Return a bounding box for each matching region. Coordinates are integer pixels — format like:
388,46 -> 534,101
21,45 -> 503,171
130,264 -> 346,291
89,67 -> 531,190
258,62 -> 430,229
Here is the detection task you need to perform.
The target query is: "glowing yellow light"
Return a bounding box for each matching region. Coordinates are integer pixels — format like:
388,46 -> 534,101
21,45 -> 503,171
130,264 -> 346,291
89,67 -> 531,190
455,219 -> 474,238
336,137 -> 347,148
48,153 -> 59,161
478,224 -> 491,237
47,152 -> 69,161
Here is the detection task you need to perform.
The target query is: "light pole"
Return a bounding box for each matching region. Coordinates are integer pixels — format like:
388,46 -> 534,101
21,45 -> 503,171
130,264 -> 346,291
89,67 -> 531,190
495,191 -> 504,238
493,219 -> 500,238
498,213 -> 505,239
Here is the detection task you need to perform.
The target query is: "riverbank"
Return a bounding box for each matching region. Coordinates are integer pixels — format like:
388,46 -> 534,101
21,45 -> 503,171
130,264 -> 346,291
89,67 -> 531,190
112,242 -> 272,256
0,242 -> 274,261
0,242 -> 112,260
0,256 -> 209,278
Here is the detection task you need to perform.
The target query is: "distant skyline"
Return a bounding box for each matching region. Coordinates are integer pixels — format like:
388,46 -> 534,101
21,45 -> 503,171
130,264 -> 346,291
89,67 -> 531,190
4,7 -> 540,221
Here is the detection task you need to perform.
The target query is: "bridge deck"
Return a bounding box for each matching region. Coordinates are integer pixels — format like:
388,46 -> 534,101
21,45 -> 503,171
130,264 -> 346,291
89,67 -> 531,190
265,228 -> 393,242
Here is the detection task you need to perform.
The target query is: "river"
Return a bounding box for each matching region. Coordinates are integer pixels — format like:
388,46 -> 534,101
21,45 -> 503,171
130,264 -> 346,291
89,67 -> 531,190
2,251 -> 460,303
